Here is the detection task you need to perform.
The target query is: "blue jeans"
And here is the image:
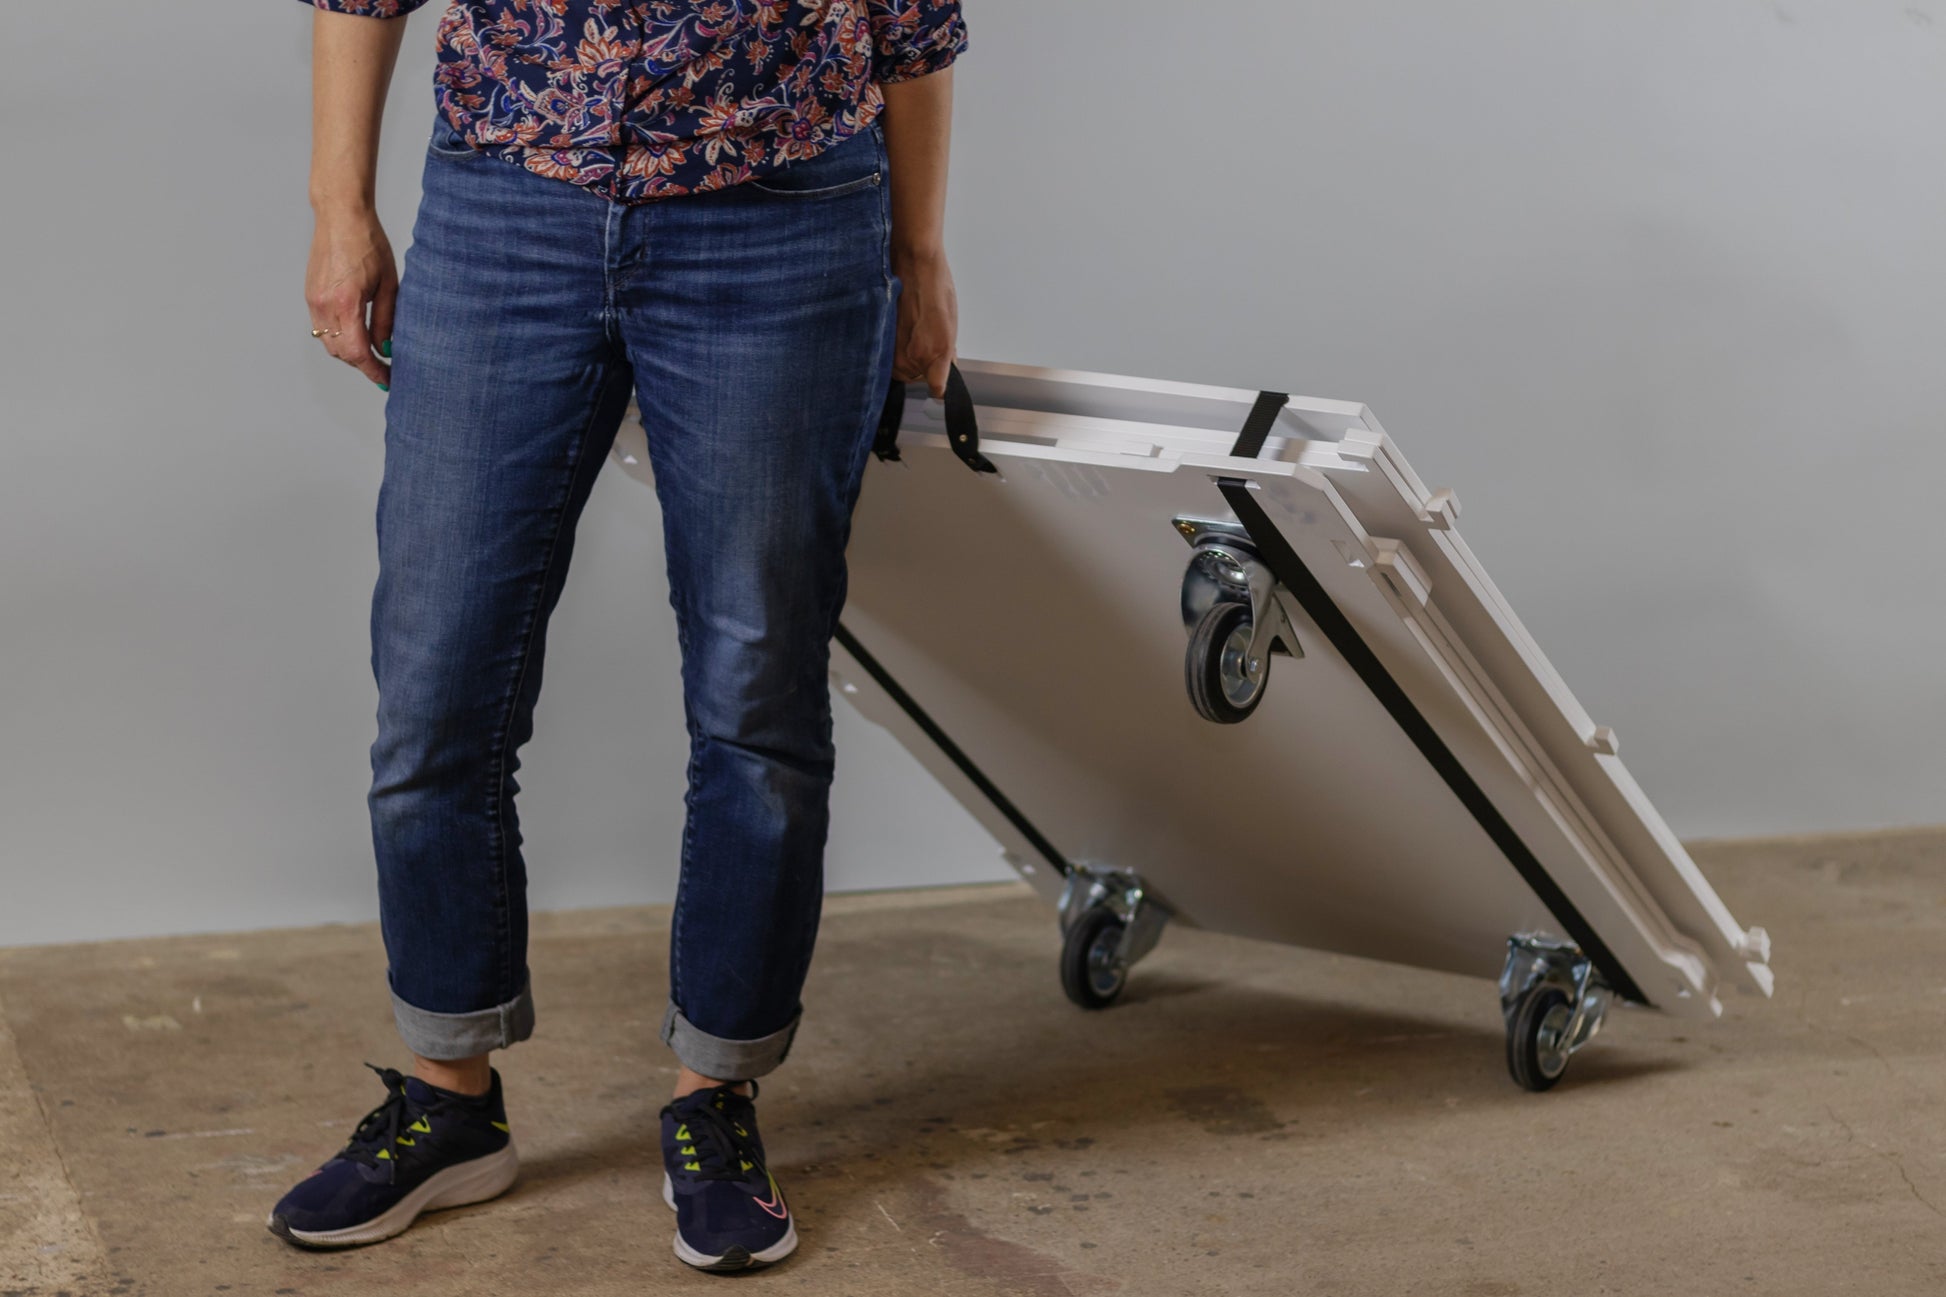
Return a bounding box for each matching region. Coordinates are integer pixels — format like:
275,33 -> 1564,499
370,110 -> 901,1079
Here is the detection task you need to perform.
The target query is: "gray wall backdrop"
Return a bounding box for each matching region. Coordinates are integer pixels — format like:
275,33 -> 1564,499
3,1 -> 1940,947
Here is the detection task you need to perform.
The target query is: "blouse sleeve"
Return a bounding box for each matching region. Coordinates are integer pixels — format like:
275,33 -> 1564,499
296,0 -> 431,16
868,0 -> 969,85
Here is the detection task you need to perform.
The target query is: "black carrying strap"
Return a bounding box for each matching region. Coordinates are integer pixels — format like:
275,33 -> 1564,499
834,623 -> 1070,878
874,361 -> 997,474
1229,389 -> 1291,460
873,375 -> 907,463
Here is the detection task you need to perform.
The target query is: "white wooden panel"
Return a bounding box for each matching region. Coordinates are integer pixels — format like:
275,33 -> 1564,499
613,359 -> 1773,1019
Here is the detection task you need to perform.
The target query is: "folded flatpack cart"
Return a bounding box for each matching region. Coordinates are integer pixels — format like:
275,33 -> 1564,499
610,360 -> 1775,1090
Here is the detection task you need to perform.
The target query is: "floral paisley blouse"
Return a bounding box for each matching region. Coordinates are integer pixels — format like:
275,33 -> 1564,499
298,0 -> 967,203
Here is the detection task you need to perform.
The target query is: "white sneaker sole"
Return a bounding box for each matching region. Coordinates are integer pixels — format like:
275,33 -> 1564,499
269,1140 -> 519,1249
662,1170 -> 799,1270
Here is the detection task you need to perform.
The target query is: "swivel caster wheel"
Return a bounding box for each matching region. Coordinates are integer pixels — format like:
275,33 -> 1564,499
1505,986 -> 1574,1092
1185,600 -> 1267,724
1061,906 -> 1129,1010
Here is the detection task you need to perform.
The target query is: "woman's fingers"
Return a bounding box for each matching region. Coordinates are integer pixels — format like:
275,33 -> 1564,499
893,345 -> 943,390
924,348 -> 952,400
897,339 -> 952,398
890,285 -> 956,397
893,339 -> 950,396
309,284 -> 390,387
341,313 -> 388,387
368,267 -> 399,371
892,250 -> 957,398
305,216 -> 397,389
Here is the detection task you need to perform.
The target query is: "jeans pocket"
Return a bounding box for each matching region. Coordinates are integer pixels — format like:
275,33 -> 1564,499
745,126 -> 883,198
427,116 -> 484,161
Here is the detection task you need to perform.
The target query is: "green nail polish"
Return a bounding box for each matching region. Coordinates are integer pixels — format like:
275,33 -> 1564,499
377,381 -> 390,392
379,338 -> 392,358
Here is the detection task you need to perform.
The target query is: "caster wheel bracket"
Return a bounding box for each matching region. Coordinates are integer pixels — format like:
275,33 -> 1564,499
1060,864 -> 1170,978
1173,517 -> 1303,672
1500,933 -> 1613,1088
1172,517 -> 1302,724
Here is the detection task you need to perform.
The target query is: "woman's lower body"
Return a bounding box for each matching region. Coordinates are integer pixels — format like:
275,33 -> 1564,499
371,117 -> 900,1080
263,113 -> 900,1265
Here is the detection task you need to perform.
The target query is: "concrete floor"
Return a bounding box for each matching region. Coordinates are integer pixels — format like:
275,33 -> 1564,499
3,828 -> 1944,1296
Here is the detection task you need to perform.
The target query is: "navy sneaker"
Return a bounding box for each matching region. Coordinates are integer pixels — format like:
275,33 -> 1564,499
266,1063 -> 517,1249
660,1081 -> 797,1271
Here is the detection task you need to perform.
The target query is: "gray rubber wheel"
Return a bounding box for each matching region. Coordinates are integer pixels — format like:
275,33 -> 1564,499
1061,907 -> 1128,1010
1506,987 -> 1574,1092
1186,600 -> 1265,724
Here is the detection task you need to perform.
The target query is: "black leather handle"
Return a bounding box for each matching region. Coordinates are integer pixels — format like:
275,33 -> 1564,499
873,361 -> 997,474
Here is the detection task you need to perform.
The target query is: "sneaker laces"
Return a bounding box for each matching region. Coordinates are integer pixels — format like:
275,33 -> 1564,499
338,1062 -> 455,1185
668,1082 -> 763,1183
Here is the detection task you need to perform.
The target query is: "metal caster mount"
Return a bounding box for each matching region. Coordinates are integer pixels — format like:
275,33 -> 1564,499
1171,516 -> 1302,724
1500,934 -> 1613,1092
1058,865 -> 1171,1009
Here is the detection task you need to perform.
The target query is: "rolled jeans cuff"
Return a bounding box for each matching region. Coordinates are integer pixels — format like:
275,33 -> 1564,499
660,1000 -> 800,1081
391,976 -> 536,1060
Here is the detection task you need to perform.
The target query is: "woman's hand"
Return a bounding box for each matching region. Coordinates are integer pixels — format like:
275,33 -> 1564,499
891,244 -> 957,399
306,209 -> 399,389
304,6 -> 411,389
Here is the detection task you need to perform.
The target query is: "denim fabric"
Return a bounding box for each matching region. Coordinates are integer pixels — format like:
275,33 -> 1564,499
372,111 -> 900,1076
